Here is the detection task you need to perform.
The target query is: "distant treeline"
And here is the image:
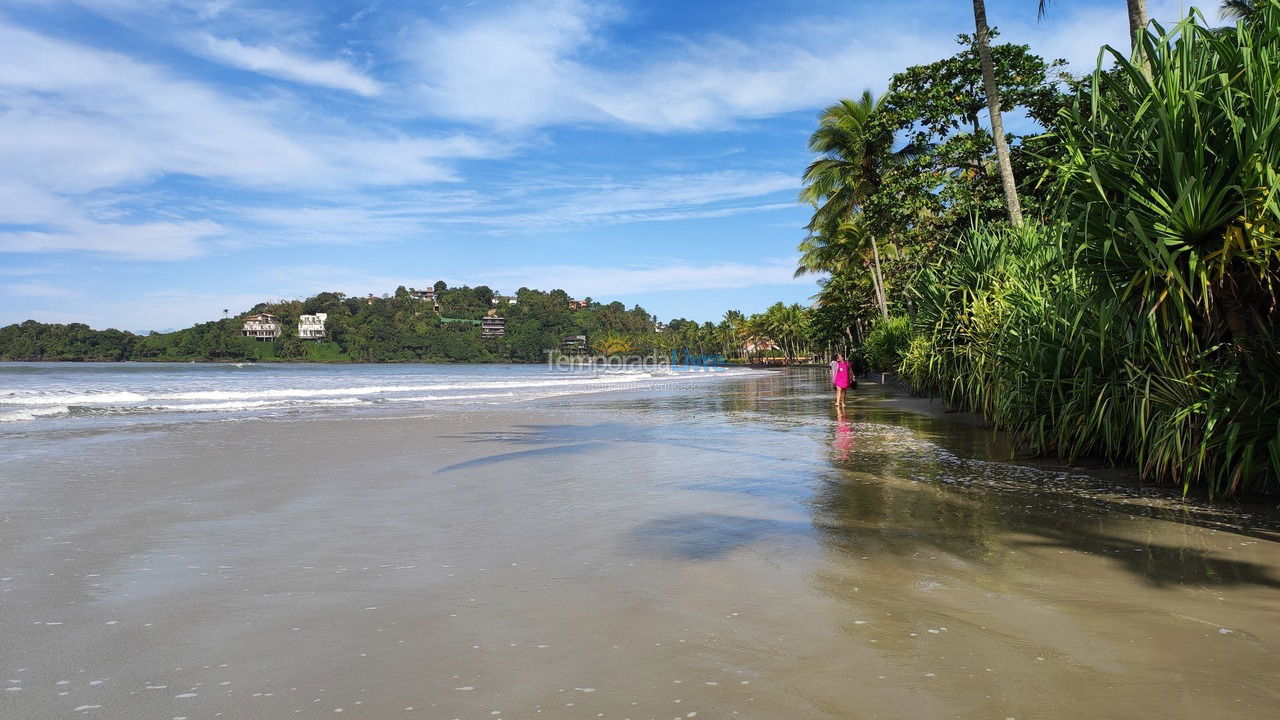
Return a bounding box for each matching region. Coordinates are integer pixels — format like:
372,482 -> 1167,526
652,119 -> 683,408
0,284 -> 659,363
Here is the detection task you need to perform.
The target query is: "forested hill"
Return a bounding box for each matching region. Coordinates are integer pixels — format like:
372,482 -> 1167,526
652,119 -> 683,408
0,284 -> 660,363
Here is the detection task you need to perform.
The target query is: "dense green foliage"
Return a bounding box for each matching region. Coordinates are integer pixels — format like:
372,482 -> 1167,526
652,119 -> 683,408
807,5 -> 1280,495
862,316 -> 913,372
0,285 -> 654,364
0,286 -> 837,366
796,36 -> 1074,340
0,321 -> 139,362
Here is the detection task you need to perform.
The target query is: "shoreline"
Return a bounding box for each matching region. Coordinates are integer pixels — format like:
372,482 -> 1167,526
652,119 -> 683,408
849,375 -> 1280,510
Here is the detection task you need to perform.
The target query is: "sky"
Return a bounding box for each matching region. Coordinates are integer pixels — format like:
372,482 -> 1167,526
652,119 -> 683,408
0,0 -> 1197,331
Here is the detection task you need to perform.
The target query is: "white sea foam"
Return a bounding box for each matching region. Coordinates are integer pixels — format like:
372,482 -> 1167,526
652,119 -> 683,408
387,392 -> 516,403
150,376 -> 653,401
148,398 -> 367,412
0,370 -> 736,407
0,406 -> 70,422
0,365 -> 764,426
0,391 -> 148,406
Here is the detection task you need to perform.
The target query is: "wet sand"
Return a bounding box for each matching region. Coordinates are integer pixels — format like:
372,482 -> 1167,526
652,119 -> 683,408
2,370 -> 1278,719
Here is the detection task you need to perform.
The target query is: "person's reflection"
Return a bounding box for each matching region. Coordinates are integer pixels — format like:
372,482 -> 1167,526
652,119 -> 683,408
833,404 -> 854,460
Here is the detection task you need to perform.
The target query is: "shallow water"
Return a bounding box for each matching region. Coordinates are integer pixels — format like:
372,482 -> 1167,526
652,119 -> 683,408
0,361 -> 750,431
0,367 -> 1277,719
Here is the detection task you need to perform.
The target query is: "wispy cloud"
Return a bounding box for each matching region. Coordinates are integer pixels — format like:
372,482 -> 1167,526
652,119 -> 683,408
399,0 -> 1144,132
0,218 -> 222,260
262,264 -> 428,299
477,258 -> 808,297
0,20 -> 498,259
1,280 -> 73,298
0,181 -> 221,259
195,33 -> 382,96
0,21 -> 489,191
441,170 -> 799,230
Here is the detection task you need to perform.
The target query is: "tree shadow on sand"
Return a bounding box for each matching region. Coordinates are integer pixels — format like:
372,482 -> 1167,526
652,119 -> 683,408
810,445 -> 1280,589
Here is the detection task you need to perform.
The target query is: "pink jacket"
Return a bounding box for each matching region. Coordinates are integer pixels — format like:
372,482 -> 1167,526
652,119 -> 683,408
832,360 -> 852,389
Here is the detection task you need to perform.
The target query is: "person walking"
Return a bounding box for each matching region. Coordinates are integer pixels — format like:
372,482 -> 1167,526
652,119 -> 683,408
831,354 -> 853,406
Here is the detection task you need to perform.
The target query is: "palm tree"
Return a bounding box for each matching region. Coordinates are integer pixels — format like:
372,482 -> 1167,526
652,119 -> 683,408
721,310 -> 745,360
796,218 -> 889,320
972,0 -> 1023,226
1222,0 -> 1262,21
754,302 -> 809,362
1038,1 -> 1148,52
799,91 -> 895,319
741,314 -> 769,362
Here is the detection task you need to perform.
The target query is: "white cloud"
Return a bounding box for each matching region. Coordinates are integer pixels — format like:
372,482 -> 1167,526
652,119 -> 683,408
578,29 -> 918,131
0,219 -> 221,260
477,258 -> 808,297
0,181 -> 221,259
195,33 -> 382,96
400,0 -> 1139,132
68,0 -> 293,29
1,281 -> 73,298
0,21 -> 487,193
0,20 -> 498,259
444,170 -> 799,229
406,0 -> 611,129
0,22 -> 319,192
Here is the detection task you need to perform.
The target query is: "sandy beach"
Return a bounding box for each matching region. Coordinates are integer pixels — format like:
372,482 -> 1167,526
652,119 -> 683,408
2,369 -> 1279,719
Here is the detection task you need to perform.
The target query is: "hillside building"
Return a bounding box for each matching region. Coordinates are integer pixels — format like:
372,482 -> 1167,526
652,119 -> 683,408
298,313 -> 327,340
408,287 -> 441,309
242,313 -> 280,341
482,312 -> 506,338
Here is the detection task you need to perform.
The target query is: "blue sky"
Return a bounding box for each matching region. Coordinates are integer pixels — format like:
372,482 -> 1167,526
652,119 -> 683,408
0,0 -> 1193,331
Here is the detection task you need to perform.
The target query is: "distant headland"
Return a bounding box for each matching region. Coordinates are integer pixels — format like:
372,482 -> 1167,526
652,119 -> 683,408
0,282 -> 825,365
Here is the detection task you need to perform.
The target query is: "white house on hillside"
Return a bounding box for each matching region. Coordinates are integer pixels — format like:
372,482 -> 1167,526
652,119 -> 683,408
298,313 -> 327,340
242,313 -> 281,341
482,312 -> 506,337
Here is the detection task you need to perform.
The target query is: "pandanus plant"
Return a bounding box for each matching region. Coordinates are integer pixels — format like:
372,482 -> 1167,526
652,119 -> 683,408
903,6 -> 1280,496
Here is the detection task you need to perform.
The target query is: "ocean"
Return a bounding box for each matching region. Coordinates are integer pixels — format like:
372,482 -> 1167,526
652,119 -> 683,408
0,361 -> 757,432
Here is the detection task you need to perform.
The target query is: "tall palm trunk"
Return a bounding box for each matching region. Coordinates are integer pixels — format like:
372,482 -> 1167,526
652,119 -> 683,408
870,236 -> 889,321
1126,0 -> 1148,48
972,0 -> 1023,226
1126,0 -> 1150,76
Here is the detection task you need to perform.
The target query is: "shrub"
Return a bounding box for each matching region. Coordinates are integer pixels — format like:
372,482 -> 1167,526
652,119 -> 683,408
862,316 -> 913,372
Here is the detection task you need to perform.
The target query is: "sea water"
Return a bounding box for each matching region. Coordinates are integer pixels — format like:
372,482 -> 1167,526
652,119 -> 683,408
0,361 -> 758,432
